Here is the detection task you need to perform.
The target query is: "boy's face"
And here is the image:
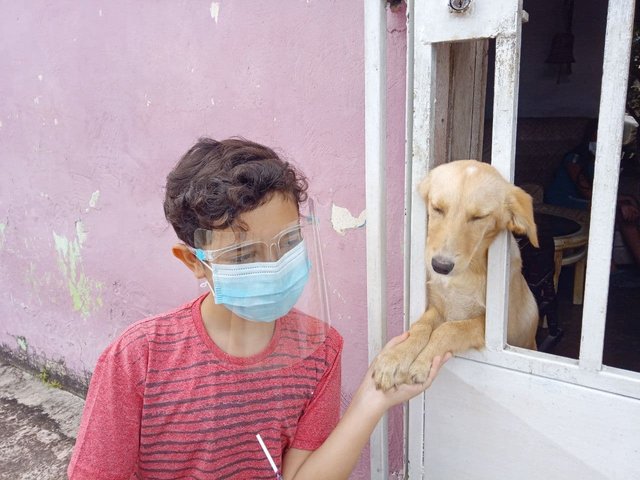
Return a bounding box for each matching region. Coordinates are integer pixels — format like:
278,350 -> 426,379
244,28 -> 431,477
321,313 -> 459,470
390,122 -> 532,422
174,193 -> 299,281
208,193 -> 300,263
228,193 -> 299,253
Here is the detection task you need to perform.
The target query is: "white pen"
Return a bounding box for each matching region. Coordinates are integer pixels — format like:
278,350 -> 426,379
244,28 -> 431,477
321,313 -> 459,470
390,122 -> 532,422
256,433 -> 284,480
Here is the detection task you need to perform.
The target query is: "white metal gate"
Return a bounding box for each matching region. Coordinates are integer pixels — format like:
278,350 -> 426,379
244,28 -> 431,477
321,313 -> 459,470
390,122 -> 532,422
365,0 -> 640,478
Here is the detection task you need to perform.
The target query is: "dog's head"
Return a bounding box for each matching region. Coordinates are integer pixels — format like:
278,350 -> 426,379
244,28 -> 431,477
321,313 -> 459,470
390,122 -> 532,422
418,160 -> 538,277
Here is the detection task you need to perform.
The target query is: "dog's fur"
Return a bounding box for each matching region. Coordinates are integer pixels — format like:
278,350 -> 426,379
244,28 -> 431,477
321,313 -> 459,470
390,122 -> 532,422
373,160 -> 539,390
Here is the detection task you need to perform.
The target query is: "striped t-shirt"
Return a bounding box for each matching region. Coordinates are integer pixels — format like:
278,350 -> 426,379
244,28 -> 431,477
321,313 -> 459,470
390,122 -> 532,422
68,294 -> 343,480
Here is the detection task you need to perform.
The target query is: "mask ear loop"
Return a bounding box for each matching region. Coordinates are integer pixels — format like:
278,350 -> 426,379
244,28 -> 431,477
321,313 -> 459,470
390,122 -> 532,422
194,248 -> 216,298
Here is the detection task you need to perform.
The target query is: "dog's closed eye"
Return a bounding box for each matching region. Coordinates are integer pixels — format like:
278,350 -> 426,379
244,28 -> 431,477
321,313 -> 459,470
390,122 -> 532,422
468,213 -> 489,222
431,205 -> 445,215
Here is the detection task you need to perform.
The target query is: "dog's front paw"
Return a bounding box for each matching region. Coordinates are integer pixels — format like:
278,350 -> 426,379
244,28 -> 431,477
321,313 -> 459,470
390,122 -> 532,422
371,348 -> 414,391
407,356 -> 433,385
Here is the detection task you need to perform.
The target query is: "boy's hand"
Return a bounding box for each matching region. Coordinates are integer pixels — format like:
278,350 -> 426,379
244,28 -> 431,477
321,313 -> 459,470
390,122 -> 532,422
355,332 -> 452,414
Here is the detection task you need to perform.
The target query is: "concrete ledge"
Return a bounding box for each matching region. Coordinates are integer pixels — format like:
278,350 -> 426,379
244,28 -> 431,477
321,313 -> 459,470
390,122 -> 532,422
0,362 -> 85,480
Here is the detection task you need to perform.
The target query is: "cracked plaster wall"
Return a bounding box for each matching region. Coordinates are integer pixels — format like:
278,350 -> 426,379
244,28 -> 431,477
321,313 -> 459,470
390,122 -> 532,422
0,1 -> 409,477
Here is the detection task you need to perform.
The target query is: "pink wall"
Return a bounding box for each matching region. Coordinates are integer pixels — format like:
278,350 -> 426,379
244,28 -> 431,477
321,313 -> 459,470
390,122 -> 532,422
0,1 -> 408,477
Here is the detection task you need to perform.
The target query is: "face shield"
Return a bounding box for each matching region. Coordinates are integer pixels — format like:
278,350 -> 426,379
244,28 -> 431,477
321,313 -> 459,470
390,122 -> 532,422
192,198 -> 331,368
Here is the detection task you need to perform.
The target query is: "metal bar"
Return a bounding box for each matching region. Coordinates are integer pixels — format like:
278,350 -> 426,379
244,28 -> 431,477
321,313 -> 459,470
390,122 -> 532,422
364,0 -> 388,478
579,0 -> 636,371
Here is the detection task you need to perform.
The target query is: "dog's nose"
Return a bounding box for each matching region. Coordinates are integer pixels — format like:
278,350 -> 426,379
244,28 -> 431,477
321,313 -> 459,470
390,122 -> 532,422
432,256 -> 454,275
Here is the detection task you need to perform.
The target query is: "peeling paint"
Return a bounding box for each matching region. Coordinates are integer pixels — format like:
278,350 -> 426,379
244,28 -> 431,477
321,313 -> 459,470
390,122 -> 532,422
75,221 -> 88,246
210,2 -> 220,23
331,204 -> 366,235
52,221 -> 103,317
88,190 -> 100,208
17,336 -> 28,352
85,191 -> 100,212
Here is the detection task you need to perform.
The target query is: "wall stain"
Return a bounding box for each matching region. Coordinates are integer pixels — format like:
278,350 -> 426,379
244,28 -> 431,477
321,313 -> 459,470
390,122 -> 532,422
52,220 -> 103,317
16,336 -> 28,353
25,261 -> 52,306
88,190 -> 100,209
210,2 -> 220,23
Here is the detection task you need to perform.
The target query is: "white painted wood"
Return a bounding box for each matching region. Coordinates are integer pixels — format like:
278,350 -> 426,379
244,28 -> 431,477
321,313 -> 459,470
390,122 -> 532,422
489,31 -> 522,183
409,20 -> 438,340
364,1 -> 388,477
407,0 -> 640,480
422,357 -> 640,480
485,232 -> 511,351
460,347 -> 640,400
407,4 -> 440,477
405,1 -> 640,478
485,19 -> 523,351
402,0 -> 415,475
579,0 -> 635,372
416,0 -> 520,44
407,42 -> 438,480
403,0 -> 416,336
407,31 -> 490,480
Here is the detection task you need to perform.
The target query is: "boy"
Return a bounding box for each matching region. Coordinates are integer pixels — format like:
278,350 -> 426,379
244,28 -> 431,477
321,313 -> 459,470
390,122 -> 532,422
68,137 -> 450,479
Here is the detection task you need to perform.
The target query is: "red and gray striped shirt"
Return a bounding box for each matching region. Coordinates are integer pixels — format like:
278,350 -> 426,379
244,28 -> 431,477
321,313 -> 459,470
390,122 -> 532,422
68,294 -> 343,480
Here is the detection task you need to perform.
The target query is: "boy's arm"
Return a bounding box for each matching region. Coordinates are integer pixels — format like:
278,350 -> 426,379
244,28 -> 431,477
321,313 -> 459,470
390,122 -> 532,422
67,331 -> 148,480
282,333 -> 450,480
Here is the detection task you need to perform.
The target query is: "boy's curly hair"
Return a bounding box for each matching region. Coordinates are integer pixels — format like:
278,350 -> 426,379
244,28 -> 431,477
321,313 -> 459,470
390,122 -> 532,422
164,137 -> 308,247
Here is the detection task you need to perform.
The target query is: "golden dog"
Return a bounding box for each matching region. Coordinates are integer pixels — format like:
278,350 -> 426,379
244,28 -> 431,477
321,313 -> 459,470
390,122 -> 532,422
373,160 -> 539,391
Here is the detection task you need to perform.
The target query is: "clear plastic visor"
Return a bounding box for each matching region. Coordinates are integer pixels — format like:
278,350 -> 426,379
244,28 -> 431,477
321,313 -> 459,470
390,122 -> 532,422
191,198 -> 331,369
193,217 -> 313,265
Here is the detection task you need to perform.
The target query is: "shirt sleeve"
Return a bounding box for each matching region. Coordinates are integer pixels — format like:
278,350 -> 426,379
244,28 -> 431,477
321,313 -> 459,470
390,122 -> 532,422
67,326 -> 149,480
290,329 -> 343,451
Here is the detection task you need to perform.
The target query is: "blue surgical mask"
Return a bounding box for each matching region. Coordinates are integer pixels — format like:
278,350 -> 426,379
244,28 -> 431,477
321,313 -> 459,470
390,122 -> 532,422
201,241 -> 311,323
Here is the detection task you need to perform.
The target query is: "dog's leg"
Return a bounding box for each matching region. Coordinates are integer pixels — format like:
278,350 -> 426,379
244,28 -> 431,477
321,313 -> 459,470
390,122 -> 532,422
407,316 -> 485,384
371,308 -> 441,391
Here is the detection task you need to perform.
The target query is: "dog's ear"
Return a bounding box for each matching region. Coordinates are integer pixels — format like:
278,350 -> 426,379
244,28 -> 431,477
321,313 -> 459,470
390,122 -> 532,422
506,186 -> 539,247
418,175 -> 430,202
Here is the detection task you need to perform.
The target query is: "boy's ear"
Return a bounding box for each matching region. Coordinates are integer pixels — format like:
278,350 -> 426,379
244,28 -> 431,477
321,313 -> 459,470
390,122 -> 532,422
172,244 -> 207,279
506,186 -> 539,247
